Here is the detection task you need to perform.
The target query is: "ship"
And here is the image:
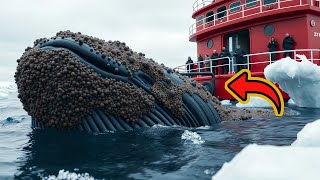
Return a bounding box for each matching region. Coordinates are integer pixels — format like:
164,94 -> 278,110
174,0 -> 320,100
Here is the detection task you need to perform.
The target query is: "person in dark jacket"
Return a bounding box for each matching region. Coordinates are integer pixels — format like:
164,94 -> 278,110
282,33 -> 295,58
268,37 -> 278,62
234,45 -> 246,72
197,53 -> 204,72
205,53 -> 211,72
186,56 -> 194,73
219,47 -> 231,74
211,49 -> 219,75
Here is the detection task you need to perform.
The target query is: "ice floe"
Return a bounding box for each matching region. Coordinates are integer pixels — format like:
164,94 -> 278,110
220,100 -> 232,106
288,98 -> 296,105
292,120 -> 320,147
212,119 -> 320,180
44,169 -> 94,180
235,97 -> 271,108
264,55 -> 320,108
181,130 -> 205,144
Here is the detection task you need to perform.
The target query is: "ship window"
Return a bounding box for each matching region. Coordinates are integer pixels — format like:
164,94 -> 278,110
264,0 -> 276,6
264,24 -> 275,36
197,16 -> 204,25
217,6 -> 227,20
207,39 -> 214,49
230,1 -> 241,13
206,11 -> 214,23
245,0 -> 257,8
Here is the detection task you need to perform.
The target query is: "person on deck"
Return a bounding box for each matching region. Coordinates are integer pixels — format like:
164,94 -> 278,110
211,49 -> 219,75
197,53 -> 204,72
234,45 -> 246,72
268,37 -> 279,62
282,33 -> 295,58
219,47 -> 231,74
205,53 -> 211,72
186,56 -> 194,73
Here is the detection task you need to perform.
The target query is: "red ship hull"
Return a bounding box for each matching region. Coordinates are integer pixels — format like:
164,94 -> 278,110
193,72 -> 289,100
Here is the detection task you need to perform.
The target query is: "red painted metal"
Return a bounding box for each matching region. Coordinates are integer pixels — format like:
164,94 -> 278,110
194,73 -> 289,100
190,0 -> 320,100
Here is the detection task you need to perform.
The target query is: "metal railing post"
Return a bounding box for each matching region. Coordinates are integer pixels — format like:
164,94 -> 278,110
226,9 -> 229,22
294,50 -> 296,61
311,50 -> 314,62
242,5 -> 244,17
197,0 -> 199,10
232,57 -> 235,73
247,56 -> 250,70
269,52 -> 272,64
278,0 -> 281,9
210,60 -> 213,72
260,0 -> 263,12
229,57 -> 231,73
311,0 -> 314,6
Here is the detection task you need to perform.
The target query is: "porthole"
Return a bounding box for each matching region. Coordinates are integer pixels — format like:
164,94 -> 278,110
311,20 -> 316,27
197,16 -> 204,25
207,39 -> 213,49
264,24 -> 275,36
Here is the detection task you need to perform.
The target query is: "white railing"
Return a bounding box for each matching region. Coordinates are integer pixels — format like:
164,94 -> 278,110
240,49 -> 320,72
193,0 -> 215,12
174,49 -> 320,74
189,0 -> 313,36
175,57 -> 232,74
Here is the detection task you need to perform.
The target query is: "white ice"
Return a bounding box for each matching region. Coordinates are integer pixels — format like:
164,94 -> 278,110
44,169 -> 94,180
212,144 -> 320,180
220,100 -> 232,106
292,120 -> 320,147
288,98 -> 296,105
264,55 -> 320,108
235,97 -> 271,108
212,119 -> 320,180
181,130 -> 205,144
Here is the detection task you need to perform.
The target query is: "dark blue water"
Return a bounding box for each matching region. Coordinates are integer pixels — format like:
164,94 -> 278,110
1,84 -> 320,180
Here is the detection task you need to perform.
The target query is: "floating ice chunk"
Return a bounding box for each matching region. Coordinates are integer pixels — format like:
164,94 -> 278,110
235,97 -> 271,108
204,169 -> 215,175
196,125 -> 210,130
264,55 -> 320,108
152,124 -> 169,128
181,130 -> 205,144
212,119 -> 320,180
292,120 -> 320,147
221,100 -> 232,106
44,169 -> 94,180
212,144 -> 320,180
288,98 -> 296,105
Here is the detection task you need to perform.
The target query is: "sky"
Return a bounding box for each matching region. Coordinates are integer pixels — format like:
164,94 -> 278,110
0,0 -> 197,82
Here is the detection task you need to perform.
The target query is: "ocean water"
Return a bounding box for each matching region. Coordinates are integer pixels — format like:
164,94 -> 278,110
1,82 -> 320,180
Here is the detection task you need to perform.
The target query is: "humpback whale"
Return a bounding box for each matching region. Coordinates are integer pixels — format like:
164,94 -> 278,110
15,31 -> 222,132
